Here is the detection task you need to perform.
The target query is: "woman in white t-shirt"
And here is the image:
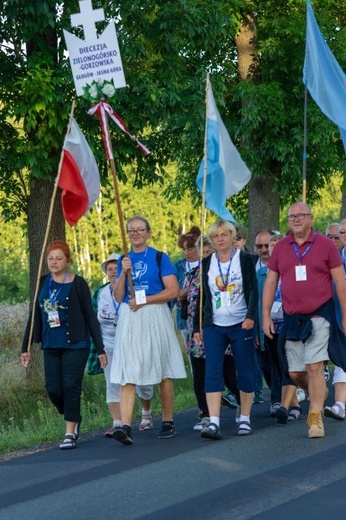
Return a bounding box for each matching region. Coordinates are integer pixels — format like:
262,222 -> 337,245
193,220 -> 258,440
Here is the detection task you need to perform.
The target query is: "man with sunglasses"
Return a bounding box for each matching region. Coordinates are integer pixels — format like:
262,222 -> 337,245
254,230 -> 271,270
254,230 -> 282,412
263,202 -> 346,439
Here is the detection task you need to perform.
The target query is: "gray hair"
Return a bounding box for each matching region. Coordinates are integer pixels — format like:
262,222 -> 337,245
196,234 -> 214,250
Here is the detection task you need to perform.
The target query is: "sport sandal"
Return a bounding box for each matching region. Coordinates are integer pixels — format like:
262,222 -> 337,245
238,421 -> 252,436
201,422 -> 222,440
59,433 -> 76,450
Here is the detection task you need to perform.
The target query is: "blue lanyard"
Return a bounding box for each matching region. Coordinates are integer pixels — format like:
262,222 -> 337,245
109,285 -> 121,315
292,232 -> 316,264
216,249 -> 235,288
49,271 -> 69,304
186,260 -> 200,273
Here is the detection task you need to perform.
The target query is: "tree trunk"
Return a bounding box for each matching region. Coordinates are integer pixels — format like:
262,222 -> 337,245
248,176 -> 280,249
235,3 -> 281,240
27,177 -> 65,300
26,177 -> 65,388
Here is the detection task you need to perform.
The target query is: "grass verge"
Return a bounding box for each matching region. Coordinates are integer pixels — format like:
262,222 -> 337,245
0,303 -> 196,455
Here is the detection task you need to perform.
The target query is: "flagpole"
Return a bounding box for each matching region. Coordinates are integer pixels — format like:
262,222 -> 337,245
23,100 -> 77,362
103,111 -> 135,298
302,84 -> 308,202
199,73 -> 209,333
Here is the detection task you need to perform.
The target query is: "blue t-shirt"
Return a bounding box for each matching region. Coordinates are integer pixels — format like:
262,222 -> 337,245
117,247 -> 177,303
39,276 -> 90,349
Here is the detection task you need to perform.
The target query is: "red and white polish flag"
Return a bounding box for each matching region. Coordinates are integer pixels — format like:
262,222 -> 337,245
58,118 -> 100,227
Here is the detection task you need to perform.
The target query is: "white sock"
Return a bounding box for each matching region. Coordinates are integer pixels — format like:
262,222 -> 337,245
240,414 -> 250,423
142,408 -> 152,417
210,416 -> 220,427
113,419 -> 122,427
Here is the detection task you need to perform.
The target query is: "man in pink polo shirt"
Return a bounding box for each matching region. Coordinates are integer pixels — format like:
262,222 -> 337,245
262,202 -> 346,439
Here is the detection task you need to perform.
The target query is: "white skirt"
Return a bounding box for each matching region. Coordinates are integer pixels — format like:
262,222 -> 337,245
110,303 -> 187,385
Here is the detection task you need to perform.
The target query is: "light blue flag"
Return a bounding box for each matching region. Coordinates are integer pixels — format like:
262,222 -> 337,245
303,0 -> 346,152
196,77 -> 251,221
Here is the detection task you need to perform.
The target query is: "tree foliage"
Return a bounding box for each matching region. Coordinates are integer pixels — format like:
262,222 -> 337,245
0,0 -> 345,261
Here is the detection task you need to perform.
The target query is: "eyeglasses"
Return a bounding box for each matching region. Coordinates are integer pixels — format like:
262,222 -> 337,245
127,228 -> 147,235
327,234 -> 340,240
255,244 -> 269,249
287,213 -> 311,221
339,229 -> 346,235
235,236 -> 245,241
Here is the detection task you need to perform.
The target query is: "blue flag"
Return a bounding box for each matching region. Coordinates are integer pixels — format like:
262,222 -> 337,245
303,0 -> 346,151
196,77 -> 251,221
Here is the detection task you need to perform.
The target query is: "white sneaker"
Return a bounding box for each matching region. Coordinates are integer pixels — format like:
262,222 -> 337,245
296,388 -> 306,403
324,403 -> 345,421
139,415 -> 153,431
193,417 -> 210,431
269,402 -> 280,416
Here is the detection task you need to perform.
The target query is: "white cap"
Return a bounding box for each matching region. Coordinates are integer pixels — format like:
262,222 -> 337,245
101,253 -> 121,273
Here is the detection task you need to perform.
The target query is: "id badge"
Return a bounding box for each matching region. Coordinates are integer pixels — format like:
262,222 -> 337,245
135,288 -> 147,305
48,310 -> 61,328
220,291 -> 231,308
295,265 -> 307,281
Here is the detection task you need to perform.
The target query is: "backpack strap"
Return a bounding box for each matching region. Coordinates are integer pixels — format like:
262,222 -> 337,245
156,251 -> 163,283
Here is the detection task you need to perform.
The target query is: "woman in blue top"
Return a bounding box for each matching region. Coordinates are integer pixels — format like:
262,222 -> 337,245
111,216 -> 187,445
21,240 -> 107,450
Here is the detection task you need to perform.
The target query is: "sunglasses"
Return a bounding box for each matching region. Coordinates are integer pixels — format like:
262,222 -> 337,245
327,234 -> 340,240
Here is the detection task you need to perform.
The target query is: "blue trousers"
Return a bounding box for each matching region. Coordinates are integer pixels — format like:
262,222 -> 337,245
203,323 -> 257,393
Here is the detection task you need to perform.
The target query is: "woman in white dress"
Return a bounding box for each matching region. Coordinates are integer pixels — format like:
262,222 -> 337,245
111,216 -> 187,445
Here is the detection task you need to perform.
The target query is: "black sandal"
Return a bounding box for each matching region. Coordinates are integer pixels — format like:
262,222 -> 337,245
59,433 -> 76,450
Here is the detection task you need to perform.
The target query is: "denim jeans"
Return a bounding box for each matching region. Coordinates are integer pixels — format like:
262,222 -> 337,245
203,323 -> 257,393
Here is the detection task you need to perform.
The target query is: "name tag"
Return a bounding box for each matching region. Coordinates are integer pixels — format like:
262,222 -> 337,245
48,310 -> 61,328
220,291 -> 231,308
135,288 -> 147,305
295,265 -> 307,281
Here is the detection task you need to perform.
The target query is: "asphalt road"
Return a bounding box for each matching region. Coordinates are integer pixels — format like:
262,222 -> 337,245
1,393 -> 346,520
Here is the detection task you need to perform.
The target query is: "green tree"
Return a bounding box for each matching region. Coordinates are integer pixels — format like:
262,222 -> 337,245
1,0 -> 345,286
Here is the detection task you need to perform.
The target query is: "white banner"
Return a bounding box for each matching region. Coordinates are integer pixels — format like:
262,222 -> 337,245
63,0 -> 126,96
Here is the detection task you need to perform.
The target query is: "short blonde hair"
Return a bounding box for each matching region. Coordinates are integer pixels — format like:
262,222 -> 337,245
208,219 -> 236,239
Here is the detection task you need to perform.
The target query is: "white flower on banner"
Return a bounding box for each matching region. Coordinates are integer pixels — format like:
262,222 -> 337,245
83,79 -> 117,104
